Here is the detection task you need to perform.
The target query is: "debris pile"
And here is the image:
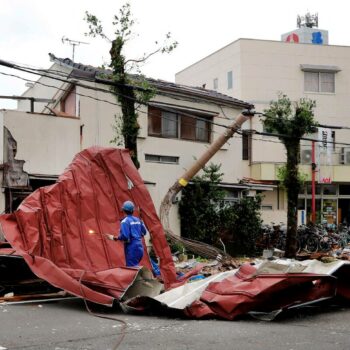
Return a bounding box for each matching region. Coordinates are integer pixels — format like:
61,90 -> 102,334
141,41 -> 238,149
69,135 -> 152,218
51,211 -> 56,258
1,146 -> 350,321
125,258 -> 350,320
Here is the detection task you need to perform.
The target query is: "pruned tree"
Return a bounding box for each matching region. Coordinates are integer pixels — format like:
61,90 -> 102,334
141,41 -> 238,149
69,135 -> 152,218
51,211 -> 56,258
85,3 -> 177,168
263,94 -> 317,257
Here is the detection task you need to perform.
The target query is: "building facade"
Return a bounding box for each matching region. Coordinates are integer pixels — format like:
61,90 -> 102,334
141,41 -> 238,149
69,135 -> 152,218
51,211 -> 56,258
1,54 -> 270,237
176,26 -> 350,225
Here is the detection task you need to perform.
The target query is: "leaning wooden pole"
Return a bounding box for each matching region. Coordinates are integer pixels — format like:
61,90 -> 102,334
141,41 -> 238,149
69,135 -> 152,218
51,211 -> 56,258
160,111 -> 254,258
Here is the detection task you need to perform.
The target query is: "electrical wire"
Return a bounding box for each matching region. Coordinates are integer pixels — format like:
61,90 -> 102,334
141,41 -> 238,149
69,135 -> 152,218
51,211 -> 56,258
0,57 -> 250,111
4,57 -> 350,133
2,60 -> 350,148
0,70 -> 233,136
78,271 -> 127,350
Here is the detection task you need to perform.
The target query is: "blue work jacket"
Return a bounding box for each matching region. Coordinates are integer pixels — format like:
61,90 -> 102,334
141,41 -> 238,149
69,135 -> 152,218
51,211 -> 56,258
118,215 -> 147,267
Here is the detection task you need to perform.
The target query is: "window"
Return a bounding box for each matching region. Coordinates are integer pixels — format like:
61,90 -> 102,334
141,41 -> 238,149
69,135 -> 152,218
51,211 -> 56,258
60,86 -> 76,115
145,154 -> 179,164
148,106 -> 211,142
304,71 -> 335,93
242,132 -> 251,160
222,189 -> 240,206
162,112 -> 178,138
307,184 -> 321,195
227,71 -> 233,89
339,184 -> 350,195
322,184 -> 337,195
213,78 -> 218,90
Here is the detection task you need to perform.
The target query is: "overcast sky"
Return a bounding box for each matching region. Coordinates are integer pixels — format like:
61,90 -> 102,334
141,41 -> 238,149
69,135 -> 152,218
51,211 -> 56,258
1,0 -> 349,109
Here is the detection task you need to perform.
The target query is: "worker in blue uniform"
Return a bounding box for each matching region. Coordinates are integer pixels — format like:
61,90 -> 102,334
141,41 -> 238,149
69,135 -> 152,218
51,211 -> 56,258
107,201 -> 147,267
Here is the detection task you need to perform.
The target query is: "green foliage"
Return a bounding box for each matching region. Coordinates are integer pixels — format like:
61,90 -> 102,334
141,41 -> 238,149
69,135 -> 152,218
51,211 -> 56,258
179,163 -> 262,256
179,163 -> 226,244
220,195 -> 262,256
263,93 -> 318,257
84,2 -> 177,169
277,164 -> 308,189
167,240 -> 185,254
263,93 -> 317,139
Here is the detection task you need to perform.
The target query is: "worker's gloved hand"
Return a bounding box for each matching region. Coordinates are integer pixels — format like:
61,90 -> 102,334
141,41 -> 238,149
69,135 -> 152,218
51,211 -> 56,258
242,109 -> 255,117
105,234 -> 116,241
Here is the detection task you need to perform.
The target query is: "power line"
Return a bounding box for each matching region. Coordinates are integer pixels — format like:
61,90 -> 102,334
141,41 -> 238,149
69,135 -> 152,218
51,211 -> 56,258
0,57 -> 251,112
2,59 -> 350,148
257,112 -> 350,131
0,69 -> 233,133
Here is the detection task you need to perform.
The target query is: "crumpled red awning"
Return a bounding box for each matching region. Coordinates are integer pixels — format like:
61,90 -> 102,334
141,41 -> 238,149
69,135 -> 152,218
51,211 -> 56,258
0,147 -> 177,305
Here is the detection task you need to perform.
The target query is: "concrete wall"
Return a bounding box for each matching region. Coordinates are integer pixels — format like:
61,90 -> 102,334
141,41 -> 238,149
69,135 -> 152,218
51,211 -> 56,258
176,38 -> 350,224
13,71 -> 249,235
3,110 -> 80,175
176,38 -> 350,166
18,63 -> 72,114
76,85 -> 247,235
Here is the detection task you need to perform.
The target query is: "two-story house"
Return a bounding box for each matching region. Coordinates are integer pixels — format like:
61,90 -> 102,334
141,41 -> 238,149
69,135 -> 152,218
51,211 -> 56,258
1,54 -> 268,236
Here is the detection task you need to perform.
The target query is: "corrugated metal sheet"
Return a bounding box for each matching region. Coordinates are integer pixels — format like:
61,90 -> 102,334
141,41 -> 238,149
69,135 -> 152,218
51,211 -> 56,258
0,147 -> 177,305
124,260 -> 350,320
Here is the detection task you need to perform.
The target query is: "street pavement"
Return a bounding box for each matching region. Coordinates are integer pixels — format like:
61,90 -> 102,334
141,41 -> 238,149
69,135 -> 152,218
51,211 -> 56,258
0,298 -> 349,350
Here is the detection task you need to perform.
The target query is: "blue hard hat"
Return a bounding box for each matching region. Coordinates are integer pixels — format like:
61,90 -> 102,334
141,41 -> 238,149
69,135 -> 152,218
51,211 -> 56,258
122,200 -> 134,212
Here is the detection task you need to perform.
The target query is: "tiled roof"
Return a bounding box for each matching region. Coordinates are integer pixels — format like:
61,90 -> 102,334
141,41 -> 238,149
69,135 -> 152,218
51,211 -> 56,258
49,53 -> 253,109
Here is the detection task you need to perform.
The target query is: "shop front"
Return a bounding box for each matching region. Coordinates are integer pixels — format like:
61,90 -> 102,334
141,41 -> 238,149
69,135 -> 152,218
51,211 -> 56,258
298,183 -> 350,226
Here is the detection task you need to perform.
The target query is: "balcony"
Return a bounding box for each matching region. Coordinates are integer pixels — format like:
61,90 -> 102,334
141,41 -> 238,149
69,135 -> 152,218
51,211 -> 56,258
251,162 -> 350,182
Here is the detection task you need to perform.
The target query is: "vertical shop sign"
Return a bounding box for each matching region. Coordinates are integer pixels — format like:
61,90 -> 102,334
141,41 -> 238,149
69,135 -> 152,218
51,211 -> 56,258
318,128 -> 333,184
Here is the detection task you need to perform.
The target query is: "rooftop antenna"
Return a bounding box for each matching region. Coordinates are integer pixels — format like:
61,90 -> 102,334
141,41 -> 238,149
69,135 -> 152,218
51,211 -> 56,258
297,12 -> 318,28
61,36 -> 89,62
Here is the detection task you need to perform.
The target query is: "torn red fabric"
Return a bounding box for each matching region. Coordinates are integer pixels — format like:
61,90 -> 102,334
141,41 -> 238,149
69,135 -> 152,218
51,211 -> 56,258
0,147 -> 177,304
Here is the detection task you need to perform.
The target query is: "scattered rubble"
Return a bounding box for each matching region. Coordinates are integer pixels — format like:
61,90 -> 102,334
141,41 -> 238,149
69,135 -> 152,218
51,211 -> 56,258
0,146 -> 350,321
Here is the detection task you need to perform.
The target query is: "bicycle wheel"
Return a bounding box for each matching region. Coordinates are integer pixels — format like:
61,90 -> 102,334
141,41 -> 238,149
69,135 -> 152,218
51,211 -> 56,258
306,236 -> 319,253
319,238 -> 330,252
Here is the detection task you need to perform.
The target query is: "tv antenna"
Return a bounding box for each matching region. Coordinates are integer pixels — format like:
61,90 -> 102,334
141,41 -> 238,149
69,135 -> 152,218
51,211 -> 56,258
62,36 -> 89,61
297,12 -> 318,28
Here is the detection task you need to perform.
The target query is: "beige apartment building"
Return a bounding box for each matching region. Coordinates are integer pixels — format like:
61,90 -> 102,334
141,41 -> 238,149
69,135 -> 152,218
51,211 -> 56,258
0,54 -> 268,236
176,24 -> 350,226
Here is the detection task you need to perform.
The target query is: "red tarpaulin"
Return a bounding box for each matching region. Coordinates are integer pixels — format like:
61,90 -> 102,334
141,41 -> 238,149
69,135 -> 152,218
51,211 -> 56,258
0,147 -> 177,305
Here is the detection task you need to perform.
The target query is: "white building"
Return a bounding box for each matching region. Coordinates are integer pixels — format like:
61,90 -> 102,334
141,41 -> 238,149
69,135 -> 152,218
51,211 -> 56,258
1,54 -> 271,236
176,22 -> 350,226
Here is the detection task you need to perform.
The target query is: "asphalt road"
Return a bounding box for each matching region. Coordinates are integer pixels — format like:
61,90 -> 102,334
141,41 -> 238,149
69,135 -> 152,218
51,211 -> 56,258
0,298 -> 349,350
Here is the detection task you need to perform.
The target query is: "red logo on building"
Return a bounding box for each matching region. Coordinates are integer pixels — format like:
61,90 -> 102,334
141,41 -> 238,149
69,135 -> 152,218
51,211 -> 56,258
286,33 -> 299,43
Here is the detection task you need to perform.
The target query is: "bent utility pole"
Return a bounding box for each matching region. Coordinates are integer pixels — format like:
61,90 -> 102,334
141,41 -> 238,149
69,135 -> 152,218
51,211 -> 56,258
160,110 -> 254,258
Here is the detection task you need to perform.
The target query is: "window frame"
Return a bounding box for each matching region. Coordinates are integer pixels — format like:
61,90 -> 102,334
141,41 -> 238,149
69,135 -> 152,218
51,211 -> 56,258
304,71 -> 335,93
145,154 -> 179,164
60,85 -> 77,115
148,106 -> 212,143
227,71 -> 233,90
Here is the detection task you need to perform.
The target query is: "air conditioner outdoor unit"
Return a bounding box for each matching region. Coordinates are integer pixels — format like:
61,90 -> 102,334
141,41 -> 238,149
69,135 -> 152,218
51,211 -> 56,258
341,147 -> 350,164
301,149 -> 312,164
